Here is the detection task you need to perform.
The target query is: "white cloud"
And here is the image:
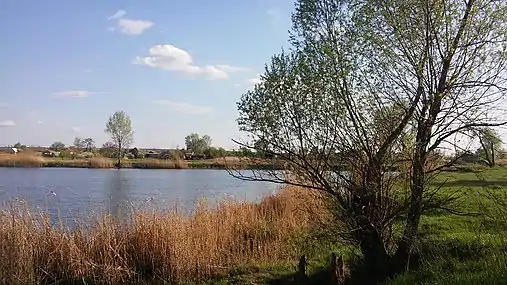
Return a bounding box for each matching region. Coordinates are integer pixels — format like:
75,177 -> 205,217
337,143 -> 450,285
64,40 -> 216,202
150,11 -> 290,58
83,69 -> 93,73
235,75 -> 263,89
0,120 -> 15,127
36,120 -> 43,124
71,126 -> 81,132
152,100 -> 214,114
117,19 -> 154,35
135,45 -> 249,80
52,90 -> 95,98
106,10 -> 153,35
108,10 -> 126,20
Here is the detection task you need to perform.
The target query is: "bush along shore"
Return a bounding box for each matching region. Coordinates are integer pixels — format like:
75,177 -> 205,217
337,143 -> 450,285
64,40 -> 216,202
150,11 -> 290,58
0,154 -> 283,170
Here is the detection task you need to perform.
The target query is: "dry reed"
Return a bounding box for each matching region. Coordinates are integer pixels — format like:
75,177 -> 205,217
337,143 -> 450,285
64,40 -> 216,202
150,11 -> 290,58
88,157 -> 114,168
131,158 -> 189,169
0,153 -> 44,167
0,186 -> 319,284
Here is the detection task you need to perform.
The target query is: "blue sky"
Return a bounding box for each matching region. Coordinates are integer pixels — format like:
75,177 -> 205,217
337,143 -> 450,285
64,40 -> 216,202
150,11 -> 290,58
0,0 -> 294,149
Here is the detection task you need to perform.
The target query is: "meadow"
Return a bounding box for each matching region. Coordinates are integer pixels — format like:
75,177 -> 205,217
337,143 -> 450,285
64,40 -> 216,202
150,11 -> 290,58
0,165 -> 506,284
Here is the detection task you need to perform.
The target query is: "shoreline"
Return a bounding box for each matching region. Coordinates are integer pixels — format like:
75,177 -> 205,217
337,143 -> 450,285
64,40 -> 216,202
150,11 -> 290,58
0,157 -> 283,170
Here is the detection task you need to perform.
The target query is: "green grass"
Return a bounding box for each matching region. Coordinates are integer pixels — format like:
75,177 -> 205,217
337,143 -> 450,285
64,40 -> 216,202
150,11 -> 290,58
200,166 -> 507,284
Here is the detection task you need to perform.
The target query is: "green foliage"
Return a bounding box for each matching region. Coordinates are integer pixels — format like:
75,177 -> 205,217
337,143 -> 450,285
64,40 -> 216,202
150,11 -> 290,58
105,111 -> 133,165
50,141 -> 66,151
184,133 -> 212,154
13,142 -> 26,149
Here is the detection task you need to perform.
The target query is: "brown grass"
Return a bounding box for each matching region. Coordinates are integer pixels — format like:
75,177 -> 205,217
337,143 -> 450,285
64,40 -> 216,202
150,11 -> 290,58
0,186 -> 321,284
131,158 -> 189,169
0,153 -> 44,167
88,157 -> 114,169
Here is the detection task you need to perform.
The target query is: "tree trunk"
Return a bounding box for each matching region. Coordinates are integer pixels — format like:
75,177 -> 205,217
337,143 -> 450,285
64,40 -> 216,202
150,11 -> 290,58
394,129 -> 428,273
117,142 -> 122,169
358,225 -> 391,283
490,143 -> 496,167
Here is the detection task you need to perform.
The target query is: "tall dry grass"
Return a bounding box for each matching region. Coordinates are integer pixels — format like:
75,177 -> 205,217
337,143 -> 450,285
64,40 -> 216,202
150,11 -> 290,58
131,158 -> 189,169
0,186 -> 321,284
88,157 -> 114,168
0,153 -> 44,167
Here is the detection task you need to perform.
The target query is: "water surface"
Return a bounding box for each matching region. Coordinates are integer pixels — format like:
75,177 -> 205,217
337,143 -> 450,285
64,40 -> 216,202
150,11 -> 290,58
0,168 -> 279,226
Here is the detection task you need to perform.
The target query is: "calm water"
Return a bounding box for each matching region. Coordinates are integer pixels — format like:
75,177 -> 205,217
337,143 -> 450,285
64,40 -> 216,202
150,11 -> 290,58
0,168 -> 279,226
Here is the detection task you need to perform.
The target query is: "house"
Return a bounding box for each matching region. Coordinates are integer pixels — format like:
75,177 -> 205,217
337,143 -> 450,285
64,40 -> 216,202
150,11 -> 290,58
145,151 -> 161,159
42,150 -> 58,157
0,147 -> 19,154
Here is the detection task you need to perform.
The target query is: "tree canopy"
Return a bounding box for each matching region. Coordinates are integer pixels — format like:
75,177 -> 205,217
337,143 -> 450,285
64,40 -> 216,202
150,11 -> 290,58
105,111 -> 133,167
231,0 -> 507,281
184,133 -> 212,154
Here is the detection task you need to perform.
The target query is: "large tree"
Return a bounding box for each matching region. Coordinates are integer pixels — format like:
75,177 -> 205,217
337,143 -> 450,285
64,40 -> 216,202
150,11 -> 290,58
184,133 -> 212,154
230,0 -> 507,281
105,111 -> 133,168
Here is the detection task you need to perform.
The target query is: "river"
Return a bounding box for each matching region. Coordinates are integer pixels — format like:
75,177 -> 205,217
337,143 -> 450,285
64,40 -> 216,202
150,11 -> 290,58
0,168 -> 279,226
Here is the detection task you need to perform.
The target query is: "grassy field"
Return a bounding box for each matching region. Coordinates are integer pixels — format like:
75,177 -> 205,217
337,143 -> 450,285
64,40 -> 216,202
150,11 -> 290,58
0,166 -> 506,284
206,166 -> 507,284
0,153 -> 272,170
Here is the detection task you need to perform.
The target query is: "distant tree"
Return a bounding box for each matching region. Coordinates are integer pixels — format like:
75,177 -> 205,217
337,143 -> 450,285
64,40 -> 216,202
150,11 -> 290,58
83,138 -> 95,152
129,147 -> 139,159
99,141 -> 117,157
102,141 -> 116,149
105,111 -> 134,168
73,137 -> 85,149
184,133 -> 212,154
13,142 -> 26,149
474,127 -> 503,167
50,141 -> 66,151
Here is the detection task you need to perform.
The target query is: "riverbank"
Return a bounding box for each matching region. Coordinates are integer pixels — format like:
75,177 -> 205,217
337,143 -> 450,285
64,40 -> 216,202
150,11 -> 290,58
0,154 -> 282,170
0,186 -> 322,284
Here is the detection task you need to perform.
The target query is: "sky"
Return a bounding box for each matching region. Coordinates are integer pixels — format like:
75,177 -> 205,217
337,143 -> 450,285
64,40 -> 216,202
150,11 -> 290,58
0,0 -> 294,149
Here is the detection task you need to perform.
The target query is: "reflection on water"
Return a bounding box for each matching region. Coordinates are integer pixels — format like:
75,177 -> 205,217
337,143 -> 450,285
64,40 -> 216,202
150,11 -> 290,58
106,170 -> 132,224
0,168 -> 279,228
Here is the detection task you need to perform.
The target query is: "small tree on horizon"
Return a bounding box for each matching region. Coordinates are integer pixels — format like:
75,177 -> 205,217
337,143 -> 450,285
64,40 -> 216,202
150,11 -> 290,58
474,127 -> 503,167
105,111 -> 133,168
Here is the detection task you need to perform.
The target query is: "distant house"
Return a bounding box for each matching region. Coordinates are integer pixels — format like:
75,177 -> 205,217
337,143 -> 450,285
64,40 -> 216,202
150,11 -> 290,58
0,147 -> 19,154
145,151 -> 161,159
42,150 -> 57,157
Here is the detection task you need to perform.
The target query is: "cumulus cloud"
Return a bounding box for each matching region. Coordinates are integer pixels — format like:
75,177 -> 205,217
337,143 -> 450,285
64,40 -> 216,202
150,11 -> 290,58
152,100 -> 214,114
0,120 -> 15,127
52,90 -> 94,98
135,45 -> 249,80
108,10 -> 126,20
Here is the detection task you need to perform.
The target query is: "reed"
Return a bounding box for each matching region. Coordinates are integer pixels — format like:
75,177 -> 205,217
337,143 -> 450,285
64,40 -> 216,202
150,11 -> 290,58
0,153 -> 44,167
88,157 -> 114,169
0,186 -> 319,284
131,158 -> 189,169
